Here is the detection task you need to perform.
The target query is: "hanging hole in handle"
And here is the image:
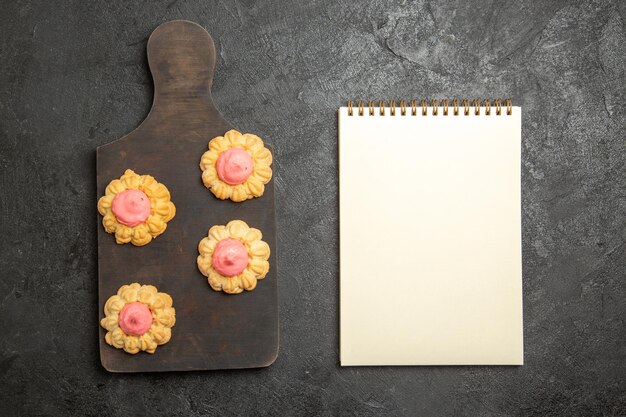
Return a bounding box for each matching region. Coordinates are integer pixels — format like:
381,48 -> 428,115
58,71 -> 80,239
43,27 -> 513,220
410,100 -> 417,116
506,99 -> 513,115
379,100 -> 385,116
473,99 -> 481,115
421,99 -> 427,116
494,99 -> 502,115
369,100 -> 375,116
389,100 -> 396,116
431,99 -> 438,115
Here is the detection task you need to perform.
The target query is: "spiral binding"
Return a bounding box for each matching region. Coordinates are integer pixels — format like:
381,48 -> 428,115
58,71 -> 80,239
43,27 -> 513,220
346,99 -> 512,116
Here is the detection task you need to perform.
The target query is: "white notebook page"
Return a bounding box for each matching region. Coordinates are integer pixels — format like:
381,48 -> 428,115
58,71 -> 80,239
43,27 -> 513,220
339,106 -> 523,365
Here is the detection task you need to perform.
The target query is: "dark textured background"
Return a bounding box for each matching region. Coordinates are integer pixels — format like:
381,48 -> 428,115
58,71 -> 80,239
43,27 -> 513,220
1,0 -> 625,415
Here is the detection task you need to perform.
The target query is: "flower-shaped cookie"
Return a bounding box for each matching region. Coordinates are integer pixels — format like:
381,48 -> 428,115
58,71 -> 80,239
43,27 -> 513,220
98,169 -> 176,246
197,220 -> 270,294
199,130 -> 273,202
100,283 -> 176,354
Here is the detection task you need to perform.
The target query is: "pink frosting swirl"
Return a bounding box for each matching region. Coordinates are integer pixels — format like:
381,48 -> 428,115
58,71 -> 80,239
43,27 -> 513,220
212,238 -> 249,276
216,148 -> 254,185
118,302 -> 153,336
111,189 -> 151,227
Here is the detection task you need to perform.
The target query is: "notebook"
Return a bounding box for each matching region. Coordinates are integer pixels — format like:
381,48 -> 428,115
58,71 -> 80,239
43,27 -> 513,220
338,99 -> 523,366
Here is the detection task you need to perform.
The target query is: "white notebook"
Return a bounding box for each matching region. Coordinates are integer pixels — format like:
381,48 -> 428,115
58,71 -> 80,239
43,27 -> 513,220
339,100 -> 523,366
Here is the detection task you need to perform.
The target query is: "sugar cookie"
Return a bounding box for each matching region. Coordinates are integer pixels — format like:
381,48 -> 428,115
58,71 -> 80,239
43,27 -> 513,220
197,220 -> 270,294
100,283 -> 176,354
98,169 -> 176,246
200,130 -> 273,202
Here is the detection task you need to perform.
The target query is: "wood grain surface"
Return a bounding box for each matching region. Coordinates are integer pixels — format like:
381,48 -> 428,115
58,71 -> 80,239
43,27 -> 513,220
96,20 -> 278,372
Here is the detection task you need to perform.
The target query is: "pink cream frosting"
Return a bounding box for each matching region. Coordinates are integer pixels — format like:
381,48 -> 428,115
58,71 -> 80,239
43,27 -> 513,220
118,302 -> 153,336
216,148 -> 254,185
111,189 -> 151,227
212,238 -> 249,277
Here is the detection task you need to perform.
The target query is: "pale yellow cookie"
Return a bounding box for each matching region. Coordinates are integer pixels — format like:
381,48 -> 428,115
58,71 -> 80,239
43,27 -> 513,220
199,130 -> 273,202
100,283 -> 176,354
97,169 -> 176,246
197,220 -> 270,294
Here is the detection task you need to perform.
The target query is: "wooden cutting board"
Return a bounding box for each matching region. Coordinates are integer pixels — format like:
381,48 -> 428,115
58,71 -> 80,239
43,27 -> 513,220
96,20 -> 278,372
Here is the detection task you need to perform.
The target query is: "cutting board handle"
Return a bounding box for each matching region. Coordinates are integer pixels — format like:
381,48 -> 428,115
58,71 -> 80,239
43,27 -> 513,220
147,20 -> 216,104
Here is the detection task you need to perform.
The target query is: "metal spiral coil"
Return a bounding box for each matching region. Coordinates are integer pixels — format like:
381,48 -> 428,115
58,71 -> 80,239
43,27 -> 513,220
346,99 -> 513,116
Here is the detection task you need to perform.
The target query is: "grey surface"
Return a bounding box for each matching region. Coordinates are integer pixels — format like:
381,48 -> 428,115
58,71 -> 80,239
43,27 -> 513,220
1,0 -> 625,415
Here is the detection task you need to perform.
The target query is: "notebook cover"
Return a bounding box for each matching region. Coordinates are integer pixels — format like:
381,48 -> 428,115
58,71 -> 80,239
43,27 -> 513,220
338,106 -> 523,366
